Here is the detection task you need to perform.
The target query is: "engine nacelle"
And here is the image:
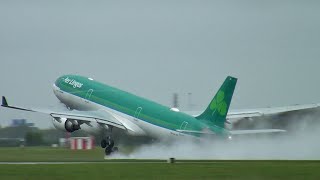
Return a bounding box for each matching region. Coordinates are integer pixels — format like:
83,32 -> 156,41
52,117 -> 80,133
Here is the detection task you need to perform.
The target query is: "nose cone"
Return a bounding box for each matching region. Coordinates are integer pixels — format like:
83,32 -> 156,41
54,76 -> 64,87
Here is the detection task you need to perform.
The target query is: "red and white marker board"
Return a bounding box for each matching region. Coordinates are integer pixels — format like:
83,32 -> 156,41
70,137 -> 94,150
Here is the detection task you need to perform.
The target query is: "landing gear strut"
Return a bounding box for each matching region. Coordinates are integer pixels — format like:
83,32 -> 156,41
101,136 -> 118,156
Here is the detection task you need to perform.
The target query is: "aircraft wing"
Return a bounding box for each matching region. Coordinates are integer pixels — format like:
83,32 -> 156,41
176,129 -> 217,136
177,129 -> 285,137
1,96 -> 127,130
187,104 -> 320,120
50,111 -> 127,130
227,103 -> 320,120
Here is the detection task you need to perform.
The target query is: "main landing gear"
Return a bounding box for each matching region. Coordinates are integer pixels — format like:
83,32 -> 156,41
101,136 -> 118,156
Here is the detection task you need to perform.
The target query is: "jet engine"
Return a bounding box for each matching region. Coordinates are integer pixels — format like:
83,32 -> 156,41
52,117 -> 81,133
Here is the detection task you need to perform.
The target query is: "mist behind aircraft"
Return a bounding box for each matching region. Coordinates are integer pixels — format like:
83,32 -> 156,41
111,113 -> 320,160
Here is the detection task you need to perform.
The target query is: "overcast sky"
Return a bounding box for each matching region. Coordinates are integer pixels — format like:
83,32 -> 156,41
0,0 -> 319,128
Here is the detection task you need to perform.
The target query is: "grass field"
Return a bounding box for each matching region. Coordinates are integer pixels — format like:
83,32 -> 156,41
1,147 -> 320,179
1,161 -> 320,179
0,147 -> 104,162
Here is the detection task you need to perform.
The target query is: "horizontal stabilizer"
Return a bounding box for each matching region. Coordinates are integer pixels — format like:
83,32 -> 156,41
230,129 -> 286,135
176,129 -> 216,136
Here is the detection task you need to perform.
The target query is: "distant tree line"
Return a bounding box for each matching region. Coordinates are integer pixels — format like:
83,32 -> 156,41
0,125 -> 153,148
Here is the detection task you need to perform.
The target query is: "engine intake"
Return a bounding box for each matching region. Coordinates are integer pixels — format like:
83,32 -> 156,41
65,119 -> 81,132
52,118 -> 81,133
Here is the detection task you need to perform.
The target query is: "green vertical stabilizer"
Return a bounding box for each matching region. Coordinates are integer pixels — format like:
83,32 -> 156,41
196,76 -> 237,128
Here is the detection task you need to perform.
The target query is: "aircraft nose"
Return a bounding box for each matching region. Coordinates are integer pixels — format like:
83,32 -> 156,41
54,77 -> 62,87
54,76 -> 68,89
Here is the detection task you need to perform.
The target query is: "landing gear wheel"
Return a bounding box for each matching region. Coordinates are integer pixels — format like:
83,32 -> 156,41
105,147 -> 112,156
104,138 -> 115,156
107,139 -> 114,148
101,139 -> 107,148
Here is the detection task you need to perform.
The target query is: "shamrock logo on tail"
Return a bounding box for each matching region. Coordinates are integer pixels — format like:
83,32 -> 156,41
210,91 -> 227,116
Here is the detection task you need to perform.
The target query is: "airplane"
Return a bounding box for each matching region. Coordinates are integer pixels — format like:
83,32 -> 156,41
1,75 -> 317,156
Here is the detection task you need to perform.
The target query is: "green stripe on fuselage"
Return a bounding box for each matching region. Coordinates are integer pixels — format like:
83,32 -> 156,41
55,75 -> 227,137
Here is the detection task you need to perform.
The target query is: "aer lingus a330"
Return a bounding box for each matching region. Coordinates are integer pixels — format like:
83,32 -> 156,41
2,75 -> 317,155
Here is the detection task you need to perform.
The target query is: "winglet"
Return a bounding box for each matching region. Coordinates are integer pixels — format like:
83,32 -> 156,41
2,96 -> 8,107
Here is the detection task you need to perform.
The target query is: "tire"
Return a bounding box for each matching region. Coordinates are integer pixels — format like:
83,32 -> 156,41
105,147 -> 112,156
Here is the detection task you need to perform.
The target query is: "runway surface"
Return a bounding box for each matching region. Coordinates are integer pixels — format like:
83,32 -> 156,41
0,160 -> 253,165
0,160 -> 303,165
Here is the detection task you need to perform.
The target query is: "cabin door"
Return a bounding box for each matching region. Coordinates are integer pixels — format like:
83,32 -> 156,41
134,107 -> 142,121
179,121 -> 188,136
85,89 -> 93,103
